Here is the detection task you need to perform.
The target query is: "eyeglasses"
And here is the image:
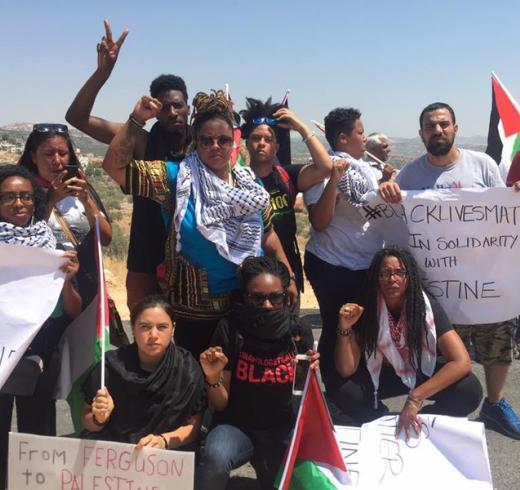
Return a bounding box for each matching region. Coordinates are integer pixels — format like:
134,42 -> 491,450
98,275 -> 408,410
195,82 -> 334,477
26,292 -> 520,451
379,269 -> 408,281
252,117 -> 277,126
197,135 -> 234,149
247,291 -> 287,307
33,123 -> 69,134
0,192 -> 34,205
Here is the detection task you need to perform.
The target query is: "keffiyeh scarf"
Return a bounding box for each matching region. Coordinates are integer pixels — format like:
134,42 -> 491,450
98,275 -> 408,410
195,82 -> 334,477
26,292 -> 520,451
365,291 -> 437,408
174,151 -> 270,265
0,220 -> 56,249
332,151 -> 379,207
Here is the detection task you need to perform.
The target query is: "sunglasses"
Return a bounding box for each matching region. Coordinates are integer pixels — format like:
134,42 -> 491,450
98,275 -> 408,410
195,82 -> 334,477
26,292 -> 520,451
0,192 -> 34,205
247,291 -> 287,307
379,268 -> 408,280
33,123 -> 69,134
252,117 -> 277,126
198,135 -> 234,149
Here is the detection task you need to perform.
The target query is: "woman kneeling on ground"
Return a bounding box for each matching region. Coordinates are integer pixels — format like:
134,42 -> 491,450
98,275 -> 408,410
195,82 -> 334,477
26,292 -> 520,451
331,246 -> 483,438
81,295 -> 205,449
197,256 -> 318,490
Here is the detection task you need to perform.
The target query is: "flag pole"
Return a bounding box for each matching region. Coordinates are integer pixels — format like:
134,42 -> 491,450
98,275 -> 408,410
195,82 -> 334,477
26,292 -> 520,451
224,83 -> 230,100
95,217 -> 107,389
280,88 -> 291,106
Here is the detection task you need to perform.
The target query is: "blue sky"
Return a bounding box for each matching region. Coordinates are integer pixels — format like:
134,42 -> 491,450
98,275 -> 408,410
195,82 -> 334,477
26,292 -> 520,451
2,0 -> 520,137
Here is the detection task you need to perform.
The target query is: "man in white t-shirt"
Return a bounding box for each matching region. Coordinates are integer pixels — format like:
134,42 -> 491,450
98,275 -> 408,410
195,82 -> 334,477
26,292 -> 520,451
380,102 -> 520,439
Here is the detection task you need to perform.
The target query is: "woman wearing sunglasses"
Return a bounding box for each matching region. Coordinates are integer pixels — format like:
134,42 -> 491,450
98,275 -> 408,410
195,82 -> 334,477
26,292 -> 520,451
0,165 -> 81,488
103,91 -> 297,358
240,98 -> 333,297
331,246 -> 482,439
197,256 -> 318,490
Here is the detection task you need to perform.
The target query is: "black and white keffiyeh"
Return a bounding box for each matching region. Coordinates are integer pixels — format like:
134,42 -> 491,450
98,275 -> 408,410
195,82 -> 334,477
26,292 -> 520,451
332,151 -> 379,207
174,151 -> 270,264
0,220 -> 56,249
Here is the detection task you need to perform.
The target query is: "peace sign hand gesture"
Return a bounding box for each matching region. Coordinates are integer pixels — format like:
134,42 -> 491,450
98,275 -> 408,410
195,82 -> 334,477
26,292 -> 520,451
97,19 -> 128,75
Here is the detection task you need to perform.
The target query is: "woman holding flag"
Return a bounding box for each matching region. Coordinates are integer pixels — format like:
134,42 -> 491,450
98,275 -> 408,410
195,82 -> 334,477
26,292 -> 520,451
332,247 -> 482,438
81,295 -> 205,448
197,256 -> 318,490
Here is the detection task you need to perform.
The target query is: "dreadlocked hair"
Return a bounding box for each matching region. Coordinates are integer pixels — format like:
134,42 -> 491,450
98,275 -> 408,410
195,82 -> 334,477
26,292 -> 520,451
238,256 -> 290,292
240,97 -> 283,141
357,246 -> 426,370
190,90 -> 235,141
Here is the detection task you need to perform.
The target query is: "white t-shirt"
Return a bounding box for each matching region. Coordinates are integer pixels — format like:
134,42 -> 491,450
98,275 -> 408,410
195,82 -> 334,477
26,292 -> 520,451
48,196 -> 91,250
304,155 -> 383,270
396,148 -> 504,190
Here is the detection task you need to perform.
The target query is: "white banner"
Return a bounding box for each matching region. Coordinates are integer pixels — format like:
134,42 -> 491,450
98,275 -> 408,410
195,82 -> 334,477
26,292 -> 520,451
361,188 -> 520,324
336,415 -> 492,489
0,243 -> 66,388
8,433 -> 195,490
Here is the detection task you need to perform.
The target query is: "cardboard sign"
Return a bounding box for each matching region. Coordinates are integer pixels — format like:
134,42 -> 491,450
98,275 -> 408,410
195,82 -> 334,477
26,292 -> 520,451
8,433 -> 194,490
362,188 -> 520,323
336,415 -> 492,489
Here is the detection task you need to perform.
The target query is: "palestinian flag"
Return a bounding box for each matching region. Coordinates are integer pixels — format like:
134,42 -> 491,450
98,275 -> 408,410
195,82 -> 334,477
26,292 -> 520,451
56,218 -> 111,433
276,370 -> 351,489
485,72 -> 520,185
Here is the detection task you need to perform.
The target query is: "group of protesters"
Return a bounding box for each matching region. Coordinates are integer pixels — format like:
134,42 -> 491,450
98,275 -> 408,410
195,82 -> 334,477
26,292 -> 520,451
1,19 -> 520,490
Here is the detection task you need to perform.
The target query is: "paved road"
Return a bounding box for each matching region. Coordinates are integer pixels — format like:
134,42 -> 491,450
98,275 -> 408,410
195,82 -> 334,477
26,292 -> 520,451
44,313 -> 519,489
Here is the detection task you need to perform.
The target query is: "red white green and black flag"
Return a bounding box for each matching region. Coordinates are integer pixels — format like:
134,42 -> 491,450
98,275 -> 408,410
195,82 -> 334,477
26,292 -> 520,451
276,370 -> 351,489
485,72 -> 520,185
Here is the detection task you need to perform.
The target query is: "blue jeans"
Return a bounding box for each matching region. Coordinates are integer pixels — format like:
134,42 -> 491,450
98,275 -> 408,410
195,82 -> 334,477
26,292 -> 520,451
196,423 -> 291,490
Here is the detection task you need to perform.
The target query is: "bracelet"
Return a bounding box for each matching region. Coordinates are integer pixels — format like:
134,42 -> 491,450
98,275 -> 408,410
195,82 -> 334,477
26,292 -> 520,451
289,273 -> 297,283
92,413 -> 107,427
205,374 -> 224,388
128,113 -> 145,128
406,394 -> 423,410
302,131 -> 316,144
158,434 -> 168,449
336,326 -> 354,337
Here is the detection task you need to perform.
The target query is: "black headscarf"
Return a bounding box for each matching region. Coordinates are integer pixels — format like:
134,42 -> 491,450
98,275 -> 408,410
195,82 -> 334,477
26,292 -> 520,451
84,342 -> 205,444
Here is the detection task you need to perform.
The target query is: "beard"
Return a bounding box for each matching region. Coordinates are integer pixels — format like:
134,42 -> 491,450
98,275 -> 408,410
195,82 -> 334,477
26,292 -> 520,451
425,135 -> 455,156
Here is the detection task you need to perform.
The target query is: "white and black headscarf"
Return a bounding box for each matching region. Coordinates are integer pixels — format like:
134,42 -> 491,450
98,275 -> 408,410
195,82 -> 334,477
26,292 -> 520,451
175,151 -> 270,265
0,220 -> 56,249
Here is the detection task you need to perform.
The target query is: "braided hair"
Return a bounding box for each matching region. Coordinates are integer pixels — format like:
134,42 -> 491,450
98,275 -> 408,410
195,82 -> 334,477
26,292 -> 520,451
238,256 -> 290,292
190,90 -> 234,142
240,97 -> 284,141
357,246 -> 426,369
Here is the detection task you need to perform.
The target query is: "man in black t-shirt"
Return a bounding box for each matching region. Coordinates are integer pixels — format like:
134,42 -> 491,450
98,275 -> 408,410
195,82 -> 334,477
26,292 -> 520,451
240,97 -> 333,293
65,21 -> 190,308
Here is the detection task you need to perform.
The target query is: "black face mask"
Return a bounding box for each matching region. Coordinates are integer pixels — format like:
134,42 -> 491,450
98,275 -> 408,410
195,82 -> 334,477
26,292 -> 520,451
233,302 -> 291,341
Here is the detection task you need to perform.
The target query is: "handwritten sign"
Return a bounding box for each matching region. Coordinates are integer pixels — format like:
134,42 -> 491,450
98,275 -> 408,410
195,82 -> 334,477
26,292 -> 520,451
0,243 -> 65,389
362,188 -> 520,323
8,433 -> 194,490
336,415 -> 492,489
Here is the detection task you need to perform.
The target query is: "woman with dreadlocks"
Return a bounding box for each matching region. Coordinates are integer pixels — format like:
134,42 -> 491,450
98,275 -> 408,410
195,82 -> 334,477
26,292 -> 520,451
240,97 -> 333,295
103,90 -> 297,357
331,246 -> 482,439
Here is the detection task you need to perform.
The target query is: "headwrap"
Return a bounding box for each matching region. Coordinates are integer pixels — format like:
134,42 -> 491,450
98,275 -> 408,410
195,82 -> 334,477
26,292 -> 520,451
331,151 -> 379,206
0,220 -> 56,249
174,151 -> 270,265
365,291 -> 437,408
86,343 -> 206,444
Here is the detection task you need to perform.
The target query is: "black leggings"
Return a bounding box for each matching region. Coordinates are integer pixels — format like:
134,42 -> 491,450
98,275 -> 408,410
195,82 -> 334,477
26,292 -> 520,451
304,251 -> 366,383
328,362 -> 483,425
